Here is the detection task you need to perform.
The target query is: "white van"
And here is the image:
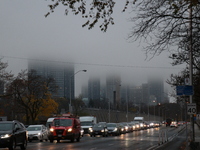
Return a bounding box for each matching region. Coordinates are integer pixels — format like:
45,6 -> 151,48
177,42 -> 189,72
46,117 -> 55,128
134,117 -> 144,122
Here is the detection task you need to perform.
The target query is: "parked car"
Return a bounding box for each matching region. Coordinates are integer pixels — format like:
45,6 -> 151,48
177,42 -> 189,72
107,123 -> 121,136
89,123 -> 108,137
27,125 -> 48,142
0,120 -> 28,150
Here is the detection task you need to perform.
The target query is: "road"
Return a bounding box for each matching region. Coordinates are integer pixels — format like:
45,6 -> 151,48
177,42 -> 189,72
0,125 -> 186,150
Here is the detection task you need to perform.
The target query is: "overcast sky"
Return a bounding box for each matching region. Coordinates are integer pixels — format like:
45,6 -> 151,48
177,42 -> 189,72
0,1 -> 184,97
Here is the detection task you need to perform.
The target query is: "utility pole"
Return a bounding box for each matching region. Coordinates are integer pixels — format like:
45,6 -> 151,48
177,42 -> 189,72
189,3 -> 194,142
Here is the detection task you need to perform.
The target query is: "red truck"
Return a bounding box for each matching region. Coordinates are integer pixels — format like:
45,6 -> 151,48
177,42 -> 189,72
48,114 -> 81,143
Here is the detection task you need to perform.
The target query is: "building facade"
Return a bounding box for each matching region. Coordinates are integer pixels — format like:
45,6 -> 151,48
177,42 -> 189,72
28,60 -> 74,99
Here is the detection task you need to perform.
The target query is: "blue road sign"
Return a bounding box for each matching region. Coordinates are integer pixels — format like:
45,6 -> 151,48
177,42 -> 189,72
176,86 -> 193,96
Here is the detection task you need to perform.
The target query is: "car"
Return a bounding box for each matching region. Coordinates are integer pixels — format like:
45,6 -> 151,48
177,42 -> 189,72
118,123 -> 126,134
27,124 -> 48,142
48,114 -> 81,143
89,123 -> 108,137
107,123 -> 121,136
121,122 -> 132,133
178,121 -> 185,126
0,120 -> 28,150
170,121 -> 178,128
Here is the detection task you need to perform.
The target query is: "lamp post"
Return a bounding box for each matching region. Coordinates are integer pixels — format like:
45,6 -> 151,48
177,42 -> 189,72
153,100 -> 156,121
69,69 -> 87,113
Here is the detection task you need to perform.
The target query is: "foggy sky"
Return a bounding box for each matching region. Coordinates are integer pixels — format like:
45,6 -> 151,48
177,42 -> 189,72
0,1 -> 184,97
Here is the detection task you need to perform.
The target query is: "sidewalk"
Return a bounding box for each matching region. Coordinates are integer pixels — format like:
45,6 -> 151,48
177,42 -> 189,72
188,123 -> 200,150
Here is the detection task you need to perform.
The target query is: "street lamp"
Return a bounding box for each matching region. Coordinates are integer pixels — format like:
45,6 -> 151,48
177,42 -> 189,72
69,69 -> 87,113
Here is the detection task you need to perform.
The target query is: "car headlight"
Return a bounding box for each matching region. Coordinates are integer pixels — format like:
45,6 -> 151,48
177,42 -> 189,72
113,128 -> 117,132
101,129 -> 105,132
50,128 -> 54,132
68,128 -> 72,132
1,134 -> 11,139
89,127 -> 93,132
38,132 -> 41,135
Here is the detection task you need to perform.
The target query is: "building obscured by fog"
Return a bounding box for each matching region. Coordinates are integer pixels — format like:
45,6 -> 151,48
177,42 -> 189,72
88,77 -> 100,101
28,60 -> 74,99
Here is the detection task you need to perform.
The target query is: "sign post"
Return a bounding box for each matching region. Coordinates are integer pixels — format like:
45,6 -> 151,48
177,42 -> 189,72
187,103 -> 196,115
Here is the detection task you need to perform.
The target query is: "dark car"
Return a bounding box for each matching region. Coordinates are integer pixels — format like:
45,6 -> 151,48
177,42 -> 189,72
89,123 -> 108,137
0,120 -> 28,150
107,123 -> 121,136
118,123 -> 126,134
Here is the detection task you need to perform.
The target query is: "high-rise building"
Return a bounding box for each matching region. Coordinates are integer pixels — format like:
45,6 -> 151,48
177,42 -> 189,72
148,76 -> 164,105
88,77 -> 100,101
106,75 -> 121,109
28,60 -> 74,99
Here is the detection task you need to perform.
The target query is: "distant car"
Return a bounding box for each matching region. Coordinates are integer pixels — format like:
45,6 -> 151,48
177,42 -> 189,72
170,121 -> 178,128
118,123 -> 126,134
89,123 -> 108,137
121,122 -> 132,133
27,125 -> 48,142
107,123 -> 121,136
0,120 -> 28,150
178,121 -> 185,126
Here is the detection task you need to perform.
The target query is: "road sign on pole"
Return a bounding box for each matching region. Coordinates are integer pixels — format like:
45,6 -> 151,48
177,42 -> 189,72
176,85 -> 193,96
187,103 -> 196,115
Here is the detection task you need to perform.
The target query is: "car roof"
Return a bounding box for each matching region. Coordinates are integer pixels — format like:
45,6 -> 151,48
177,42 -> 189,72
0,120 -> 20,123
28,124 -> 44,127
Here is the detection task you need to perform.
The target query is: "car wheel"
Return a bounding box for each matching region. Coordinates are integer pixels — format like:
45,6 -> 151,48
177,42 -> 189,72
20,138 -> 27,150
49,138 -> 53,143
9,139 -> 16,150
76,134 -> 80,142
57,139 -> 60,143
71,138 -> 74,142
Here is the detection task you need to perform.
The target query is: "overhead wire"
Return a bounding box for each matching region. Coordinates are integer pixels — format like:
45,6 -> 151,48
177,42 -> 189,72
0,55 -> 184,70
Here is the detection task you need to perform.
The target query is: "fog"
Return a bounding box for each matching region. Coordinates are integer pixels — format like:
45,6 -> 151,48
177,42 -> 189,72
0,1 -> 184,97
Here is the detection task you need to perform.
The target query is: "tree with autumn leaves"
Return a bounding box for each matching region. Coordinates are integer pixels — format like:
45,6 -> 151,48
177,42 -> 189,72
5,69 -> 58,124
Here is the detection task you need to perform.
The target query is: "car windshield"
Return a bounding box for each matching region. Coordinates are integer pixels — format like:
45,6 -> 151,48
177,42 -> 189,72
53,119 -> 72,127
0,123 -> 13,131
27,126 -> 41,131
81,122 -> 93,126
107,124 -> 116,127
94,124 -> 104,128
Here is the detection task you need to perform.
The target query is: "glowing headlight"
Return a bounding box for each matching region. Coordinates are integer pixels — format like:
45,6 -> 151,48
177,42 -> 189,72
68,128 -> 72,132
50,128 -> 54,132
1,134 -> 11,139
101,129 -> 105,132
89,127 -> 93,132
38,132 -> 41,135
113,128 -> 117,132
